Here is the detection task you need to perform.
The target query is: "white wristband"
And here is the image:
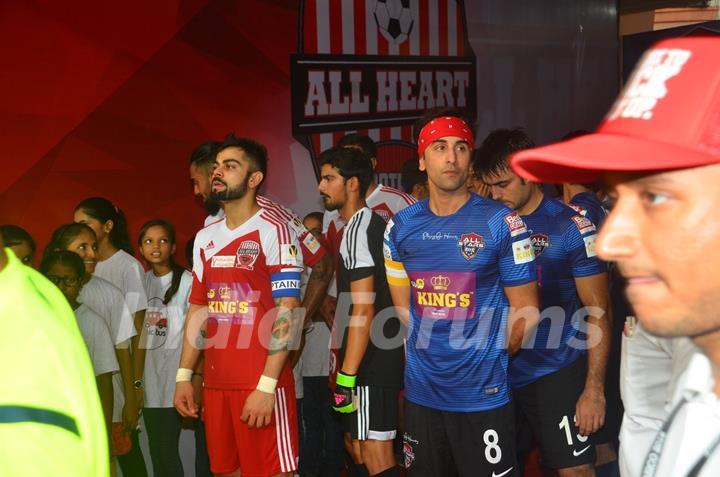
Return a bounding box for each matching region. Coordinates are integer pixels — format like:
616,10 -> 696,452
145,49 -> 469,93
176,368 -> 193,382
256,375 -> 278,394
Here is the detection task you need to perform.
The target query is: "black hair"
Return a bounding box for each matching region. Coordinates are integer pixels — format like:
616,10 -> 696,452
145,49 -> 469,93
39,250 -> 86,280
320,146 -> 374,197
472,128 -> 535,178
303,211 -> 324,224
400,157 -> 428,194
75,197 -> 134,255
561,129 -> 591,141
138,219 -> 187,305
337,133 -> 377,159
217,133 -> 268,182
0,225 -> 35,253
185,237 -> 195,270
44,223 -> 96,260
189,140 -> 221,175
412,107 -> 474,144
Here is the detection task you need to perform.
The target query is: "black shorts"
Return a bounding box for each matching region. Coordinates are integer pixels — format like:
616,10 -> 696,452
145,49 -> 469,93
403,400 -> 518,477
342,386 -> 399,441
513,356 -> 596,469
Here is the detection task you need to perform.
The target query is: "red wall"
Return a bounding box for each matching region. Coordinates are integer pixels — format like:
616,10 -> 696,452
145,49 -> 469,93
0,0 -> 310,265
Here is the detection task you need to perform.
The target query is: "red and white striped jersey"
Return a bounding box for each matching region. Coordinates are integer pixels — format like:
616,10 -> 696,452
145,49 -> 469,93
205,195 -> 326,268
190,208 -> 304,389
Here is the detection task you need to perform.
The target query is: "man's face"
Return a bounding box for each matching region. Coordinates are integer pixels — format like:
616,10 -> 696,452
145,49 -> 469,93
318,164 -> 347,211
482,168 -> 534,211
597,164 -> 720,338
209,147 -> 254,203
419,136 -> 471,194
190,163 -> 212,200
303,217 -> 323,241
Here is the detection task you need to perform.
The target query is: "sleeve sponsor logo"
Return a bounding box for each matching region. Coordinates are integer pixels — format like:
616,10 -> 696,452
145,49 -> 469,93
571,215 -> 596,235
302,233 -> 321,254
584,234 -> 598,258
383,243 -> 392,260
281,244 -> 301,266
568,203 -> 587,216
290,216 -> 305,235
513,238 -> 534,264
384,218 -> 395,241
211,255 -> 236,268
504,212 -> 528,237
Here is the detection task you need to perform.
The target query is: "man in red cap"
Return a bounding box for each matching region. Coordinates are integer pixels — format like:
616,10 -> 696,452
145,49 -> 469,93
511,37 -> 720,477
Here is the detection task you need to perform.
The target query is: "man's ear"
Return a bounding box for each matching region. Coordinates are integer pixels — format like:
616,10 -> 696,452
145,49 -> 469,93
347,176 -> 360,193
248,170 -> 264,189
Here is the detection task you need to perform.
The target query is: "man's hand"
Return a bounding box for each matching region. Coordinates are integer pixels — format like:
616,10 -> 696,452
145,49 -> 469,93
174,381 -> 199,418
241,390 -> 275,428
575,386 -> 606,437
332,372 -> 357,413
319,295 -> 337,329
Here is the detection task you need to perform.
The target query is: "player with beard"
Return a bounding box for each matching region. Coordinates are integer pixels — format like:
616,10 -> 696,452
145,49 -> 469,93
475,128 -> 610,477
189,139 -> 332,330
318,146 -> 404,477
175,134 -> 304,477
383,109 -> 539,477
511,37 -> 720,477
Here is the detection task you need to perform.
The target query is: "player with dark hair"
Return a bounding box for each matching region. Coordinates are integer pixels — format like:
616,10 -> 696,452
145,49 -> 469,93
384,109 -> 539,477
0,224 -> 35,265
189,140 -> 223,218
475,127 -> 611,477
175,136 -> 304,477
511,37 -> 720,477
319,146 -> 404,477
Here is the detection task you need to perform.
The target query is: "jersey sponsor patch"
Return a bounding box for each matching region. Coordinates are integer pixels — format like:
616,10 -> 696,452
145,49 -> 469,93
281,244 -> 301,266
568,203 -> 587,216
236,240 -> 260,270
290,216 -> 305,235
410,271 -> 476,320
384,218 -> 395,241
211,255 -> 236,268
571,215 -> 596,235
302,232 -> 321,254
530,233 -> 550,257
584,234 -> 598,258
504,212 -> 528,237
383,243 -> 392,260
512,238 -> 534,264
456,232 -> 484,260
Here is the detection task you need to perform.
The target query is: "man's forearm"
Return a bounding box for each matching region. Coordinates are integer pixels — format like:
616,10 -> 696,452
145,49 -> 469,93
340,303 -> 373,375
585,303 -> 611,391
301,254 -> 333,322
263,297 -> 301,380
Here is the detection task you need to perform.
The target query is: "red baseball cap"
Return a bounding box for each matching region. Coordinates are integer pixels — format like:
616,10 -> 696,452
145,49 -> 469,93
511,37 -> 720,183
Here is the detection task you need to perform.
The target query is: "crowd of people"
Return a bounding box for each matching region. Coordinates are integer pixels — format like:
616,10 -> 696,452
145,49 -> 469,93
1,36 -> 719,477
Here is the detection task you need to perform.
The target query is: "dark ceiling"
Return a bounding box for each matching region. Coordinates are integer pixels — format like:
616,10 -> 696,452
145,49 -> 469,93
620,0 -> 710,14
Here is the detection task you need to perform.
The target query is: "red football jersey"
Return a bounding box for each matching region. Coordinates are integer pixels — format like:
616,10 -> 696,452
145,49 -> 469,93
190,208 -> 304,389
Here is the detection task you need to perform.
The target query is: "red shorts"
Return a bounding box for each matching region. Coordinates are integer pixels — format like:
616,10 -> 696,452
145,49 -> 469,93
203,387 -> 298,476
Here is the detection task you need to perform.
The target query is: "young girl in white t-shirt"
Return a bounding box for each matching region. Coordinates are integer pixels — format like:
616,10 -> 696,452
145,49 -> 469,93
138,219 -> 192,476
40,250 -> 118,438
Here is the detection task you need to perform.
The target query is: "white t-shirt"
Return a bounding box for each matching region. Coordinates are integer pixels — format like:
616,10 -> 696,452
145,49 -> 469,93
78,275 -> 137,345
75,304 -> 120,377
142,269 -> 192,408
647,352 -> 720,477
619,322 -> 699,477
94,250 -> 148,314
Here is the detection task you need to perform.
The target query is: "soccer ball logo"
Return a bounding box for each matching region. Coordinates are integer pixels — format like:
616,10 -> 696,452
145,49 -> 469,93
374,0 -> 414,45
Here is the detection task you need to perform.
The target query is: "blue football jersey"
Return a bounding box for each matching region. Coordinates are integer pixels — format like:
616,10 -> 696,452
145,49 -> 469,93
509,196 -> 605,388
568,191 -> 607,230
384,193 -> 536,412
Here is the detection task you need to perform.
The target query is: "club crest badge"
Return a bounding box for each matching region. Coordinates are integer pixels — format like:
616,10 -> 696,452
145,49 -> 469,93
530,233 -> 550,257
457,233 -> 484,260
236,241 -> 260,270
